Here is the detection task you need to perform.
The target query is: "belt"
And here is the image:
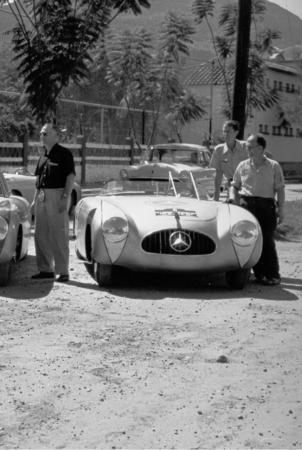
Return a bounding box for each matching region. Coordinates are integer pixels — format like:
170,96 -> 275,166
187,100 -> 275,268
240,196 -> 275,205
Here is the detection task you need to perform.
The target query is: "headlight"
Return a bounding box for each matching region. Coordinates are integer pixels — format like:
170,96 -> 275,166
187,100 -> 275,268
0,216 -> 9,240
231,220 -> 259,246
103,216 -> 129,243
102,203 -> 129,243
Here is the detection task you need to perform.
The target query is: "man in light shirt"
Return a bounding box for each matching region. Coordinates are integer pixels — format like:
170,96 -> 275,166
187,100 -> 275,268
228,133 -> 285,286
209,120 -> 248,200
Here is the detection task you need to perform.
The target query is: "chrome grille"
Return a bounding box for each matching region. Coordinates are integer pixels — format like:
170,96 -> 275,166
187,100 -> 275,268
142,229 -> 216,255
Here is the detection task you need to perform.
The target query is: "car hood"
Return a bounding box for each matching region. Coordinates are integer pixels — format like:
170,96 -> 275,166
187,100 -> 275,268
100,195 -> 219,230
4,173 -> 35,183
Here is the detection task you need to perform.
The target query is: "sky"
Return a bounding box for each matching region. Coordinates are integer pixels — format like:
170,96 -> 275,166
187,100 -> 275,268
270,0 -> 302,20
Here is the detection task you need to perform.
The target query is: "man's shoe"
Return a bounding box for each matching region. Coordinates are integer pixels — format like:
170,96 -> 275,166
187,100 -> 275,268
254,274 -> 265,283
56,274 -> 69,283
31,272 -> 55,280
262,277 -> 281,286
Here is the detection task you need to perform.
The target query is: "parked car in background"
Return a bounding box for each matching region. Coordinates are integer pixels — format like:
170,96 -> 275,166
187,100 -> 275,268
143,143 -> 211,167
4,168 -> 82,217
0,171 -> 31,286
129,143 -> 215,199
75,169 -> 262,290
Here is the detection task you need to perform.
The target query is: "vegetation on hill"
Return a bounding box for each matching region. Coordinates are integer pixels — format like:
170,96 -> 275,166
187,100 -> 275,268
1,0 -> 302,142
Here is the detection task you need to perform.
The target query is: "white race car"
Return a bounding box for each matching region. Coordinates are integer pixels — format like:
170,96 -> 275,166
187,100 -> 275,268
75,169 -> 262,289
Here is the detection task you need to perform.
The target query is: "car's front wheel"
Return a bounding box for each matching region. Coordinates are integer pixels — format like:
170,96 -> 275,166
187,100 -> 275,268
94,263 -> 115,287
84,262 -> 94,279
225,268 -> 250,290
0,261 -> 11,286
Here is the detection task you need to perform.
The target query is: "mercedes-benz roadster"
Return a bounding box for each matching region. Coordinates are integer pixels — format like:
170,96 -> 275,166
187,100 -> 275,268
0,172 -> 31,286
75,169 -> 262,289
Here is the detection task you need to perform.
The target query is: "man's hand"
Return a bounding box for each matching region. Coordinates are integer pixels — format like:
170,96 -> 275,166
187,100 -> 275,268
277,206 -> 285,224
58,197 -> 68,213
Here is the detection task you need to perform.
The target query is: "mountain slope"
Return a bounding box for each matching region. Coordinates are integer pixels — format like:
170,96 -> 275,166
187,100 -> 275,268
1,1 -> 302,81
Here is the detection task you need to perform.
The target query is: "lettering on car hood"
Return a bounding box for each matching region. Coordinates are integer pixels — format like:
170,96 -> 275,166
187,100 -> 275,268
155,208 -> 197,217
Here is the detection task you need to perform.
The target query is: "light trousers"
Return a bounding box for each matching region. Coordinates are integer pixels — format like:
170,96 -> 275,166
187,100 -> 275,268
34,189 -> 70,275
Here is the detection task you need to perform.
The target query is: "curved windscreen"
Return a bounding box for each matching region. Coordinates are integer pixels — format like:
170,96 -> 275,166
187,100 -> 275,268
98,171 -> 214,200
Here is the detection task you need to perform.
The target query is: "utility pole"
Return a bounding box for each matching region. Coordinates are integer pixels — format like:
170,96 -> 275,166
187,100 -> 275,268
232,0 -> 252,139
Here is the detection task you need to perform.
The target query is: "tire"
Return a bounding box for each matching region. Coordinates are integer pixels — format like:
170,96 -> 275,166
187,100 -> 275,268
0,261 -> 11,286
95,263 -> 115,287
15,226 -> 23,261
225,268 -> 250,290
84,262 -> 95,279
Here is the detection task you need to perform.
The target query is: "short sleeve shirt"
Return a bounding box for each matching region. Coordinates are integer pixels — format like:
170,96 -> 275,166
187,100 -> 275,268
35,143 -> 76,189
209,140 -> 248,179
232,157 -> 285,198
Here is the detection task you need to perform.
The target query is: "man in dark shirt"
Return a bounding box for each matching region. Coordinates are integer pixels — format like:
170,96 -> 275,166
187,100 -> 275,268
31,123 -> 76,282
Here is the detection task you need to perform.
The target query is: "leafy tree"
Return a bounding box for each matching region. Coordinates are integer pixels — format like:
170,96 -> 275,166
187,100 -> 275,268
0,40 -> 36,141
105,12 -> 205,147
192,0 -> 280,125
2,0 -> 150,122
165,92 -> 206,143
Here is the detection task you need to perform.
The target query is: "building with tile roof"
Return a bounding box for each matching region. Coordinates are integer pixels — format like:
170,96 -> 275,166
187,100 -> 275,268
181,54 -> 302,178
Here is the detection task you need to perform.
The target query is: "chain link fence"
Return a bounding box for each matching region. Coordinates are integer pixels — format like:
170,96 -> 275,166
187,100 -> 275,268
55,99 -> 156,145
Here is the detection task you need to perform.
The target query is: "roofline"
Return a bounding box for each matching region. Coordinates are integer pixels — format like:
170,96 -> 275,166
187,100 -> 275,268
266,61 -> 299,75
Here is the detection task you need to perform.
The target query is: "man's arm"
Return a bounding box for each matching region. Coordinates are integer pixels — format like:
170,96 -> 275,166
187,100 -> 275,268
63,173 -> 75,198
228,185 -> 240,205
59,173 -> 75,213
213,169 -> 223,201
209,147 -> 222,201
276,186 -> 285,224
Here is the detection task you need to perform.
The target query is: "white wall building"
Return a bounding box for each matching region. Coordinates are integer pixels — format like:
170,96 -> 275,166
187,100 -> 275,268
183,50 -> 302,178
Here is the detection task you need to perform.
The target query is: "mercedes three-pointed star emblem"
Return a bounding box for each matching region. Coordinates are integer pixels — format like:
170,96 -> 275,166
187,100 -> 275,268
169,230 -> 192,253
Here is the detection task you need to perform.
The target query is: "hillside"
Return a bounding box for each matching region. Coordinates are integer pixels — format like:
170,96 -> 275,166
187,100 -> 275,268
1,1 -> 302,80
111,0 -> 302,48
111,0 -> 302,78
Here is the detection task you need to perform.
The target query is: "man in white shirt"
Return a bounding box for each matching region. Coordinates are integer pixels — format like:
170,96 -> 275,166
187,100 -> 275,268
209,120 -> 248,201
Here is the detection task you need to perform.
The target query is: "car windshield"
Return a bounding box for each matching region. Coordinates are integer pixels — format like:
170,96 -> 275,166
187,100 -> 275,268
152,148 -> 210,166
98,172 -> 214,200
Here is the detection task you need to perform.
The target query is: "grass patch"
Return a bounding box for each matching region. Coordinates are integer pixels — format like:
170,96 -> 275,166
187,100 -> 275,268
275,200 -> 302,241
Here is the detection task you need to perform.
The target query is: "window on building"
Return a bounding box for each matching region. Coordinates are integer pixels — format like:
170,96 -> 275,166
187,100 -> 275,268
286,83 -> 290,92
273,80 -> 278,90
279,81 -> 283,91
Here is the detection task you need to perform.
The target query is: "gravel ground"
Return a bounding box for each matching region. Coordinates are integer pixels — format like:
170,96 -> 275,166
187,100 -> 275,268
0,229 -> 301,449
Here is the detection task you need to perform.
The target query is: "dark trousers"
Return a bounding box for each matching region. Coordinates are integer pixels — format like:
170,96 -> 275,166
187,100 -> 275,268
240,196 -> 280,279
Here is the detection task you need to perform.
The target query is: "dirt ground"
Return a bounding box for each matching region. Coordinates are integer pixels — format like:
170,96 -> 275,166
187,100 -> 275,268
0,227 -> 302,449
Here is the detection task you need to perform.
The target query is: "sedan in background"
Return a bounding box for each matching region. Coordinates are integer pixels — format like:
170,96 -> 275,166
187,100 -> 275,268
0,171 -> 31,286
143,143 -> 211,167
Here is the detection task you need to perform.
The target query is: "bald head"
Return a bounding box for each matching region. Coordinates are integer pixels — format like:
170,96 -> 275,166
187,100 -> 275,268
40,123 -> 59,151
